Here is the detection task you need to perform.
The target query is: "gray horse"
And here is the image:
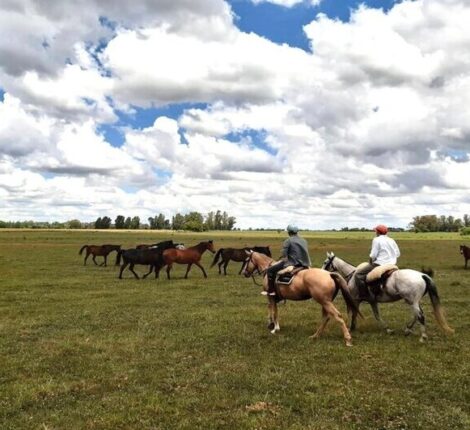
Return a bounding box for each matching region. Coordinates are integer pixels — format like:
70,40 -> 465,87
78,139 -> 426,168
322,252 -> 454,342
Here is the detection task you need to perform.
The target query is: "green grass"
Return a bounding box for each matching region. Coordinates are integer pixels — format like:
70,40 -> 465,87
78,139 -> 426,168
0,230 -> 469,429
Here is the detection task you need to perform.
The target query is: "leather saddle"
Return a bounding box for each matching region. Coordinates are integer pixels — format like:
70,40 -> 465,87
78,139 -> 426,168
276,265 -> 307,285
365,263 -> 399,295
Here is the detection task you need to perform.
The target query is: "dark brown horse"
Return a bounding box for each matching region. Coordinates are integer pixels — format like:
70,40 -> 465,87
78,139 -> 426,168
79,244 -> 121,266
211,246 -> 272,275
161,241 -> 215,279
116,241 -> 176,279
461,245 -> 469,269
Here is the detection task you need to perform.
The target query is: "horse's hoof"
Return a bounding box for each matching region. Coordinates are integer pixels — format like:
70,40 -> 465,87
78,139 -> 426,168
267,322 -> 275,331
345,340 -> 353,347
309,335 -> 318,340
270,329 -> 276,335
386,329 -> 395,335
419,335 -> 428,343
404,328 -> 413,336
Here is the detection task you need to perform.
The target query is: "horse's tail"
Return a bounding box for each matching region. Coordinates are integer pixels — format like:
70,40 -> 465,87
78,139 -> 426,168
79,245 -> 88,255
116,250 -> 123,266
423,275 -> 454,334
211,249 -> 223,267
421,266 -> 434,278
330,272 -> 363,319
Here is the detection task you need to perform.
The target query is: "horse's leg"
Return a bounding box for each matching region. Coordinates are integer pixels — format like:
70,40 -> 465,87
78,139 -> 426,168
324,302 -> 353,347
194,262 -> 207,278
118,262 -> 128,279
92,255 -> 98,266
142,265 -> 153,279
166,264 -> 172,280
223,261 -> 229,276
184,264 -> 193,279
370,302 -> 394,334
129,263 -> 140,280
267,302 -> 275,331
310,307 -> 330,339
84,251 -> 89,266
466,258 -> 468,269
101,255 -> 107,267
270,300 -> 280,334
218,261 -> 223,275
408,303 -> 427,342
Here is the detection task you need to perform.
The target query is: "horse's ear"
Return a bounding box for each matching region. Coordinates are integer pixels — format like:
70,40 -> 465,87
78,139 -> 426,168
326,251 -> 331,257
245,250 -> 252,256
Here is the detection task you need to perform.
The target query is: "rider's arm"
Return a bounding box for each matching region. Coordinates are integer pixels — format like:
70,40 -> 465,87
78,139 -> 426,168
280,238 -> 290,260
369,237 -> 379,263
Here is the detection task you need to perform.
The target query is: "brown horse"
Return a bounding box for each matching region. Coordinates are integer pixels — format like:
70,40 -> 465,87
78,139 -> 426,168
211,246 -> 272,275
161,241 -> 215,279
460,245 -> 469,269
243,251 -> 360,346
79,244 -> 121,266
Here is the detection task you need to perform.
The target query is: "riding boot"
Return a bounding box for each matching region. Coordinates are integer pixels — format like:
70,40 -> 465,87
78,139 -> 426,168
357,279 -> 374,302
262,275 -> 277,296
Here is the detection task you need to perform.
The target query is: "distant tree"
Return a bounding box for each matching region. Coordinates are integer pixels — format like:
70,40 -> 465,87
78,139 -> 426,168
156,213 -> 167,229
172,213 -> 185,230
205,211 -> 215,230
94,217 -> 102,229
464,214 -> 470,227
124,217 -> 132,229
130,216 -> 140,229
67,219 -> 82,229
214,210 -> 222,230
183,212 -> 205,232
115,215 -> 126,229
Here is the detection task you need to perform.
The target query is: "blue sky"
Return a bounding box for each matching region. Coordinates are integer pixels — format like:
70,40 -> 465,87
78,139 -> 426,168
1,0 -> 469,228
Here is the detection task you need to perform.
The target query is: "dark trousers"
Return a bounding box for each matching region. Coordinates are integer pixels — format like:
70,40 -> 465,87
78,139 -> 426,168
354,263 -> 378,299
266,261 -> 287,293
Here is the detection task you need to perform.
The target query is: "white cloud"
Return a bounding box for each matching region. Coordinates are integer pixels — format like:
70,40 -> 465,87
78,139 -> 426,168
1,0 -> 470,228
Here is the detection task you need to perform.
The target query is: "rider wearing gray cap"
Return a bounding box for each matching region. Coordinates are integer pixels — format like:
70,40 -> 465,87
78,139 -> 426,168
265,225 -> 312,296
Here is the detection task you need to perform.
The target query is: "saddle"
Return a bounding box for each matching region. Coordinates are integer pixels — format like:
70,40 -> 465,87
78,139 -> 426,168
364,263 -> 399,295
276,265 -> 308,285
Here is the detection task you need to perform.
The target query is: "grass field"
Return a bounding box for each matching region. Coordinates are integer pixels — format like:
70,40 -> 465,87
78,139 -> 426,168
0,230 -> 469,429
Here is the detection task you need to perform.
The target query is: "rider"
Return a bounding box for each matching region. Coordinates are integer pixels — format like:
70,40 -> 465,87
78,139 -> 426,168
265,225 -> 311,296
354,224 -> 400,301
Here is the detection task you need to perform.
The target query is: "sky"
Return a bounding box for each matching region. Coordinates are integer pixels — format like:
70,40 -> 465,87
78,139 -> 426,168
0,0 -> 469,229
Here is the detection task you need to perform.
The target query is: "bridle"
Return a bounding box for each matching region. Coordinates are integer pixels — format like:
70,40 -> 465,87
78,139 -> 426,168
323,255 -> 355,282
244,252 -> 270,286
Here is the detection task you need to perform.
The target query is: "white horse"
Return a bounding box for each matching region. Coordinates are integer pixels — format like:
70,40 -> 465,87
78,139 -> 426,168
322,252 -> 454,342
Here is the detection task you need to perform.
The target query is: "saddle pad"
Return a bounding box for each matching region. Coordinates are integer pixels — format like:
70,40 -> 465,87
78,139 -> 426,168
278,265 -> 295,275
356,262 -> 370,272
366,264 -> 399,283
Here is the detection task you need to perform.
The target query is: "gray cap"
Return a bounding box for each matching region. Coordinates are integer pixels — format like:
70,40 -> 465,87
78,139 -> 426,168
286,224 -> 299,234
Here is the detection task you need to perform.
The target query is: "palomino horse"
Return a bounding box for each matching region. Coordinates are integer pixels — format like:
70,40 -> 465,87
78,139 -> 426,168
243,251 -> 359,347
79,244 -> 121,266
211,246 -> 272,275
322,252 -> 454,342
460,245 -> 469,269
161,241 -> 216,279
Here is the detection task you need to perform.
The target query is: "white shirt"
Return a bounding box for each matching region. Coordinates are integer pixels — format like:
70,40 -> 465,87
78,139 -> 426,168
370,235 -> 400,265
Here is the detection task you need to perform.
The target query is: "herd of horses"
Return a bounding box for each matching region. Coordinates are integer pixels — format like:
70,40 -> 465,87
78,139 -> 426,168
78,241 -> 272,280
78,241 -> 467,346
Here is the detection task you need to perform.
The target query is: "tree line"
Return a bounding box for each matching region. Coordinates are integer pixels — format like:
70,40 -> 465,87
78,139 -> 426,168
0,210 -> 236,232
409,214 -> 470,232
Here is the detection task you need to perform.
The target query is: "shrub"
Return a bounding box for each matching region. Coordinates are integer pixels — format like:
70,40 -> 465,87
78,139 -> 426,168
460,227 -> 470,236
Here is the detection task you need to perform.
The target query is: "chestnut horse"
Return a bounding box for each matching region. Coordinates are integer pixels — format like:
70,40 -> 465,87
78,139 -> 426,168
460,245 -> 469,269
243,251 -> 359,347
79,244 -> 121,266
160,241 -> 215,279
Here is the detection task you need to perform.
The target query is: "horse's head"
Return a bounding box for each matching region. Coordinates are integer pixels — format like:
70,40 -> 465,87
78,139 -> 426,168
322,252 -> 337,272
243,250 -> 257,278
460,245 -> 465,254
206,240 -> 215,254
